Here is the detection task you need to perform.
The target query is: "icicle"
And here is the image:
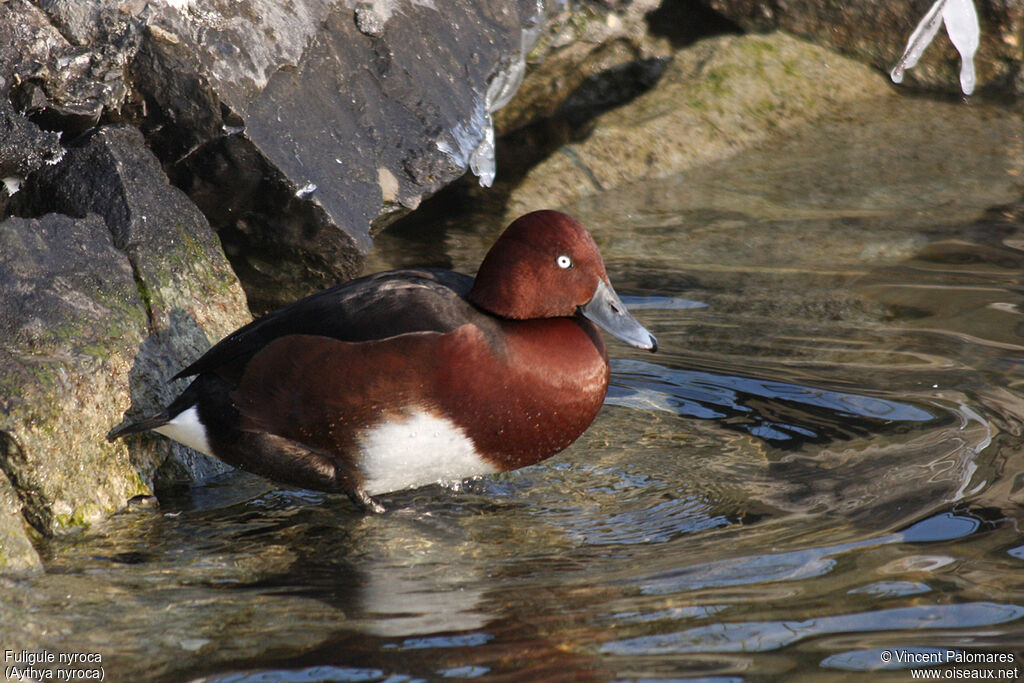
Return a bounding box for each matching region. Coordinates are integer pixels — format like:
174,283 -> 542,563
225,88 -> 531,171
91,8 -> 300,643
891,0 -> 980,95
891,0 -> 947,84
943,0 -> 980,95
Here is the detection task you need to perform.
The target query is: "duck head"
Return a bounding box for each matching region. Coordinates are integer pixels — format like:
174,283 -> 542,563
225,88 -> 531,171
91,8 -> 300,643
469,210 -> 658,352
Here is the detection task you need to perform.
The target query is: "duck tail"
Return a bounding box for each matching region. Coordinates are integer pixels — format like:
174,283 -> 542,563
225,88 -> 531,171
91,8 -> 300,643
106,412 -> 170,442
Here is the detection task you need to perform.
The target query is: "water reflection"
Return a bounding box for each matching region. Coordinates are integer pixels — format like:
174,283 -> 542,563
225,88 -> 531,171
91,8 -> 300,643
633,512 -> 984,596
602,602 -> 1024,655
607,357 -> 937,446
197,666 -> 395,682
847,580 -> 931,597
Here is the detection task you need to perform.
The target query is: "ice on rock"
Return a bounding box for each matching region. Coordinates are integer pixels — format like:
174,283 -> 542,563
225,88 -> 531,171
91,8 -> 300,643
439,2 -> 546,188
891,0 -> 980,95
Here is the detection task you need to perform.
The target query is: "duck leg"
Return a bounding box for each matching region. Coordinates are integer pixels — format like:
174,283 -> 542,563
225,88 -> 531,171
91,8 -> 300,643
227,431 -> 384,513
347,488 -> 386,514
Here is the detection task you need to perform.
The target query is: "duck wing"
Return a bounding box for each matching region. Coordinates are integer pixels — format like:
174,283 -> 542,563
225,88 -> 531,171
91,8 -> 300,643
174,268 -> 479,383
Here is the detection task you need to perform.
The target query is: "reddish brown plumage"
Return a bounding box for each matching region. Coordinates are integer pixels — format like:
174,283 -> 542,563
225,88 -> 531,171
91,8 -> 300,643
469,210 -> 609,319
230,316 -> 608,476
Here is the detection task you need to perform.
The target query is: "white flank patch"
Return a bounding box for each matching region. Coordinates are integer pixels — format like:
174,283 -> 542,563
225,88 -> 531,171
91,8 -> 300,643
154,406 -> 213,457
358,411 -> 497,495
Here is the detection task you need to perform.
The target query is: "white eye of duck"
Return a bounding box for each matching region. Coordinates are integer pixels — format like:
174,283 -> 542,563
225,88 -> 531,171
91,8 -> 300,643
556,255 -> 573,269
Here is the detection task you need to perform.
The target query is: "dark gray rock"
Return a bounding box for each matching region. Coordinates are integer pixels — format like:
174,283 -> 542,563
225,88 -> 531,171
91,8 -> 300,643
14,124 -> 252,490
0,100 -> 63,217
6,0 -> 553,311
705,0 -> 1024,95
125,0 -> 549,310
36,0 -> 125,46
0,1 -> 67,213
0,100 -> 62,182
0,0 -> 137,134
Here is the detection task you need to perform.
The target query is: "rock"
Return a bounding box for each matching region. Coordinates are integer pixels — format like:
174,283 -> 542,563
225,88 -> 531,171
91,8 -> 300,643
4,0 -> 555,311
507,32 -> 894,216
494,0 -> 740,135
0,0 -> 137,135
0,1 -> 69,213
493,0 -> 675,134
0,469 -> 41,572
0,125 -> 251,551
706,0 -> 1024,95
0,99 -> 62,184
120,0 -> 551,311
14,125 -> 252,490
0,100 -> 63,216
0,213 -> 150,538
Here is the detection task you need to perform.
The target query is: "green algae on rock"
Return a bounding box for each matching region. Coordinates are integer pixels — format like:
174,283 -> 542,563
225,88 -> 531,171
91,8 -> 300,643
0,213 -> 151,546
507,32 -> 895,217
0,126 -> 251,567
17,126 -> 253,490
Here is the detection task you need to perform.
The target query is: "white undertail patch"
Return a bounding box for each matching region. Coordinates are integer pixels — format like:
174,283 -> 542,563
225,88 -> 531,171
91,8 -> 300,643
358,411 -> 497,496
154,406 -> 214,457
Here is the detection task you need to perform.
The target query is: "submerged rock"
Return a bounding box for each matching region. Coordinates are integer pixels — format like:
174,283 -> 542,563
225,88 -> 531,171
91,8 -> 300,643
508,32 -> 894,215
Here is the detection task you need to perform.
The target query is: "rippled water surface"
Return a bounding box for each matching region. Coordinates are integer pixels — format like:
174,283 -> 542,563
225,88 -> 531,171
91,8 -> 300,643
5,95 -> 1024,681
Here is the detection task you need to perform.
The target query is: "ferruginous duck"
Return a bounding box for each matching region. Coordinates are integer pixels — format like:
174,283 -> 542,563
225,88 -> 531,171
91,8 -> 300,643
108,210 -> 657,512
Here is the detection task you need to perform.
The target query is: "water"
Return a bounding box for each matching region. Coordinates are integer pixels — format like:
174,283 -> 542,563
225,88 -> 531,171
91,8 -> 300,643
4,94 -> 1024,681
